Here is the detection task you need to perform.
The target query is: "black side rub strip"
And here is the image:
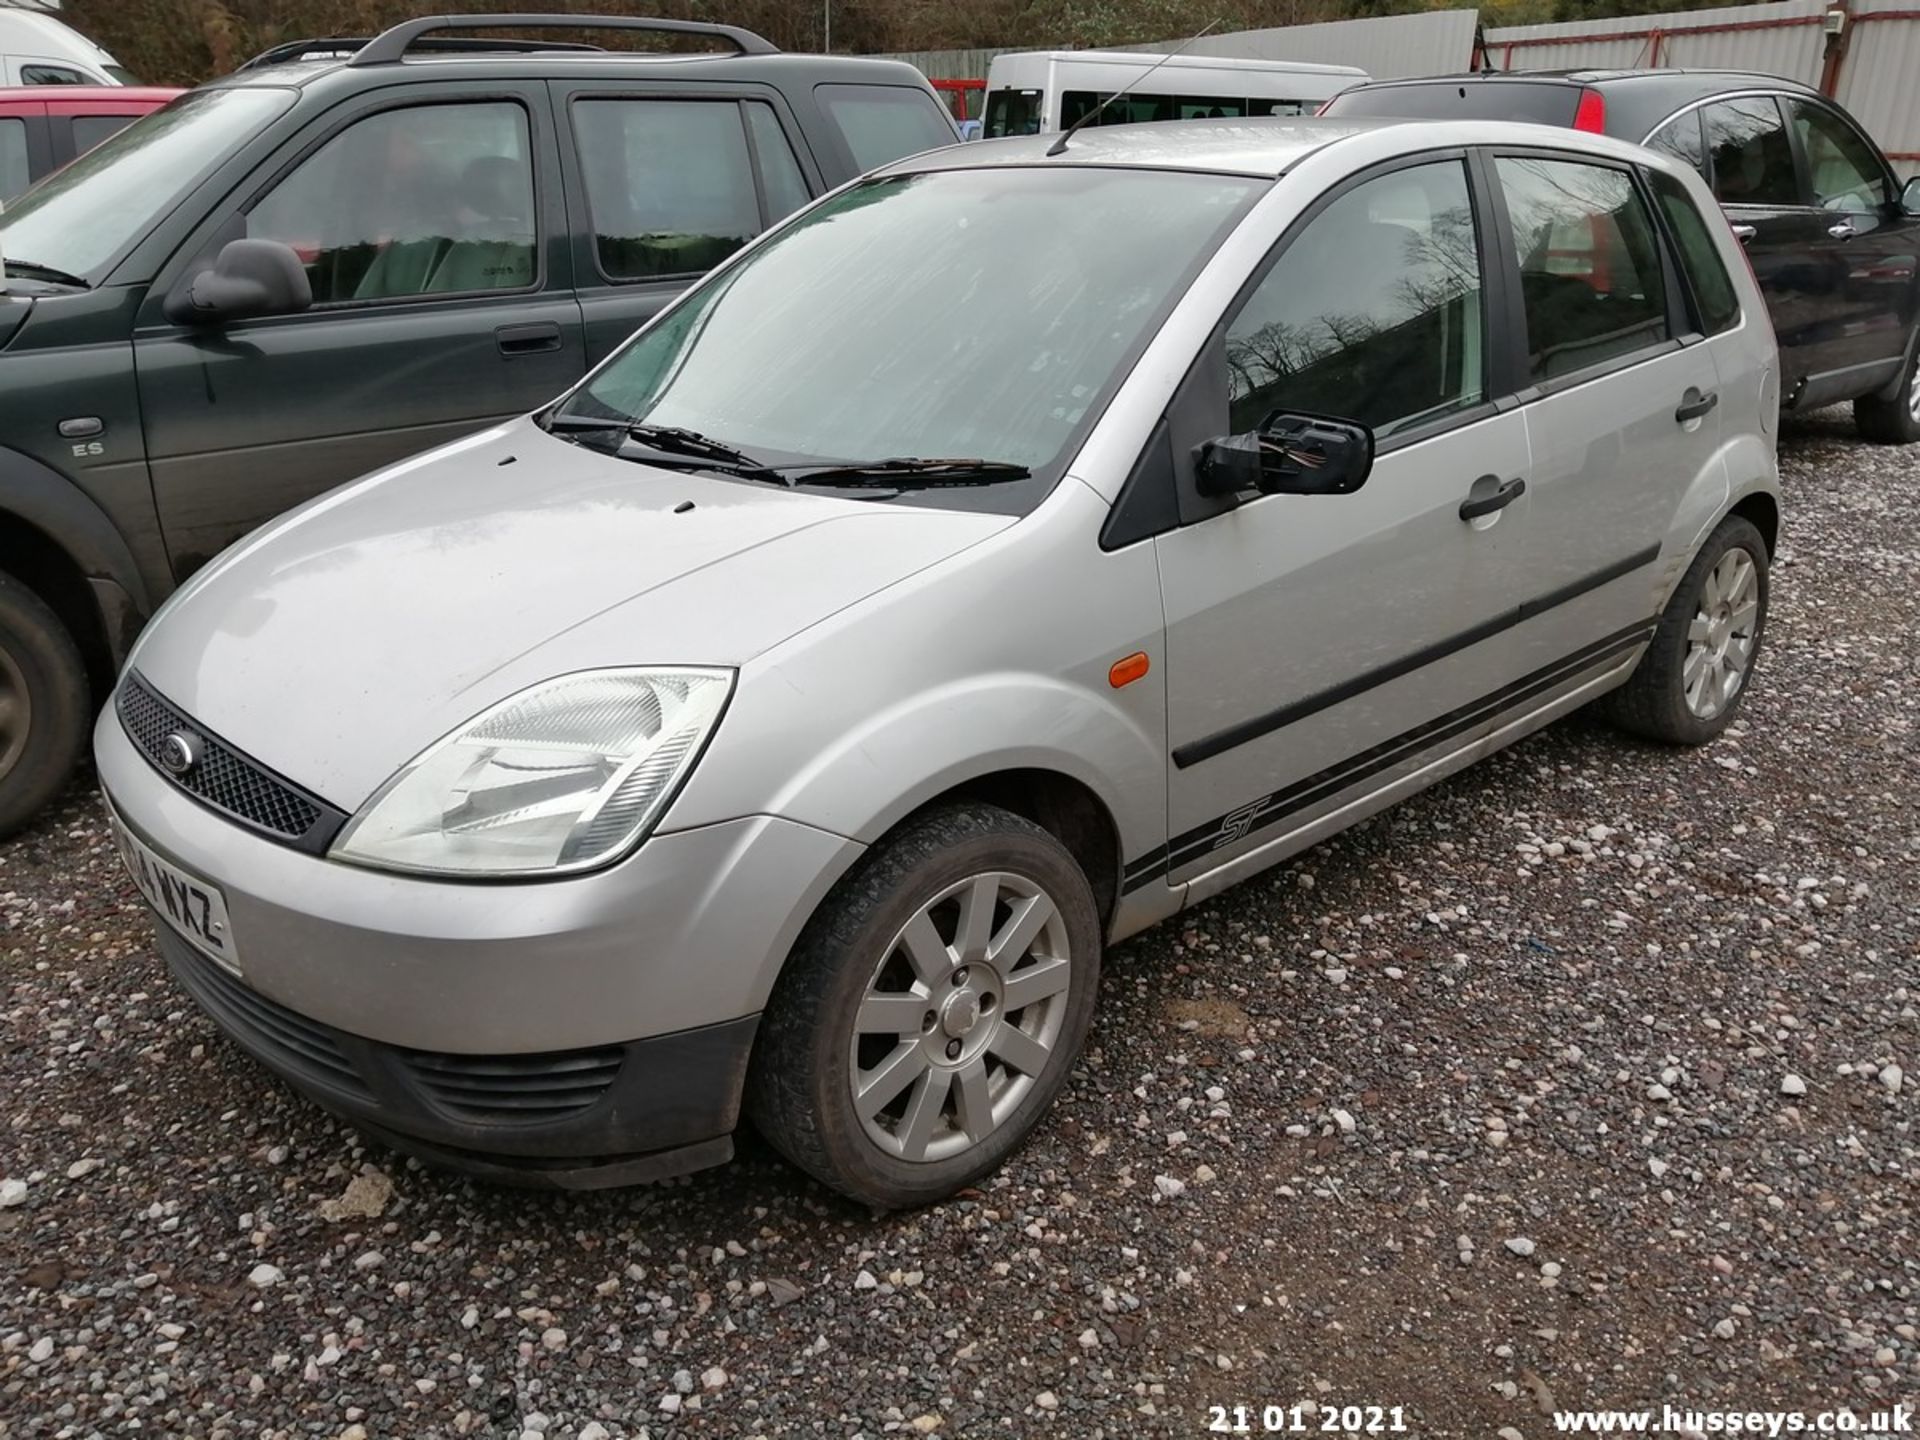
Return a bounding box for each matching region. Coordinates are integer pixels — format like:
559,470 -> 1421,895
1122,619 -> 1655,894
1170,544 -> 1661,770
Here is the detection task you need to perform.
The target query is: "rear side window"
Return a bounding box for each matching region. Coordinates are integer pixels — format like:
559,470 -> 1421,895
72,114 -> 136,155
1701,97 -> 1797,207
744,103 -> 809,225
816,84 -> 955,171
573,99 -> 767,283
1225,160 -> 1486,438
1787,98 -> 1886,212
1645,111 -> 1707,179
1495,156 -> 1669,382
248,101 -> 536,304
20,64 -> 87,86
1326,80 -> 1581,127
1646,169 -> 1739,335
0,118 -> 29,202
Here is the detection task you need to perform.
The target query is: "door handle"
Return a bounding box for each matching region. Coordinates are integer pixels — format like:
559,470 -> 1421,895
1730,223 -> 1757,244
495,321 -> 563,356
1827,220 -> 1857,241
1674,388 -> 1719,424
1459,475 -> 1526,521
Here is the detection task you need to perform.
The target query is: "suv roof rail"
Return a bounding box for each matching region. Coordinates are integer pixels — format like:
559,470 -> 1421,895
347,13 -> 780,67
235,35 -> 605,71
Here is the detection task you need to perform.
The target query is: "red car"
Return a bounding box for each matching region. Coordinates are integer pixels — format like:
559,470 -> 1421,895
0,85 -> 179,201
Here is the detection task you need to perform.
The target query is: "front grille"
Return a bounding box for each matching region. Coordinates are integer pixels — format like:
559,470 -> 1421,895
118,674 -> 343,851
160,930 -> 373,1102
402,1048 -> 625,1123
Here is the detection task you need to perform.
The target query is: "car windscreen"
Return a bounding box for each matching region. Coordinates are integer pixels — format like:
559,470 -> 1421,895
0,86 -> 293,282
1325,80 -> 1582,127
557,165 -> 1262,502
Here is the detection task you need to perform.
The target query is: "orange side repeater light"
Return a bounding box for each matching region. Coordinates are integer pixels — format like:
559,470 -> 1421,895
1108,652 -> 1151,689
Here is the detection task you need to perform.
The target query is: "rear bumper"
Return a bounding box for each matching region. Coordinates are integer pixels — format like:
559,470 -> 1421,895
156,925 -> 753,1188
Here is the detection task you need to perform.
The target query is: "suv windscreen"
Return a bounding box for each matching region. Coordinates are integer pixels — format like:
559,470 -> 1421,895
0,87 -> 293,281
557,166 -> 1260,491
1323,80 -> 1581,126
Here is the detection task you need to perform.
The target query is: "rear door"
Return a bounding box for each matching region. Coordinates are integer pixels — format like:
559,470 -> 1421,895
133,81 -> 585,574
1488,148 -> 1721,682
551,81 -> 824,365
1783,95 -> 1918,393
1698,94 -> 1833,398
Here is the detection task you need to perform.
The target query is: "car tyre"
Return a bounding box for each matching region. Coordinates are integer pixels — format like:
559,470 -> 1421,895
0,572 -> 89,839
1602,516 -> 1769,746
748,803 -> 1101,1209
1855,335 -> 1920,444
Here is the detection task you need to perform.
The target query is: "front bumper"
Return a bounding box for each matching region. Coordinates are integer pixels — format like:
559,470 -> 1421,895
157,925 -> 752,1187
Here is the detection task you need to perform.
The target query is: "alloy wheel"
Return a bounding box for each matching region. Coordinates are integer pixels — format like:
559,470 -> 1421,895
1682,548 -> 1761,720
1908,355 -> 1920,423
849,870 -> 1073,1163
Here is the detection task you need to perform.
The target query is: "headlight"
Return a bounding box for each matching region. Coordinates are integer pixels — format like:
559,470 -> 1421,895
330,668 -> 733,877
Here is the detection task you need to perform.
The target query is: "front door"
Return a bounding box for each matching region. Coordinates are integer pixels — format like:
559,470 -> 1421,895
1156,156 -> 1535,883
547,81 -> 825,365
132,82 -> 585,575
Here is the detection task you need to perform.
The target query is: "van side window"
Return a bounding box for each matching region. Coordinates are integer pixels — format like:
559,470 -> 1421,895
0,118 -> 29,202
1495,156 -> 1669,382
1646,169 -> 1739,336
1701,97 -> 1797,207
573,99 -> 764,282
20,65 -> 87,86
815,84 -> 955,171
248,102 -> 536,304
983,88 -> 1041,139
1787,98 -> 1886,212
1224,160 -> 1485,438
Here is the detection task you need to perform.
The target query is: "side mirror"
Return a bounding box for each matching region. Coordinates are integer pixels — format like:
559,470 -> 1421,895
1194,412 -> 1374,500
1901,175 -> 1920,218
164,238 -> 312,326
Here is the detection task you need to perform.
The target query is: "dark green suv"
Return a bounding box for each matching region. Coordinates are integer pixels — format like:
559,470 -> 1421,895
0,14 -> 958,835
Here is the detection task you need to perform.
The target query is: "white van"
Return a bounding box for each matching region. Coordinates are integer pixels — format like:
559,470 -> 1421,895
0,7 -> 133,86
981,50 -> 1365,139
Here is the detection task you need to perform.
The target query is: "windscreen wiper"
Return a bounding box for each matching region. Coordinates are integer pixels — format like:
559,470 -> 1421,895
543,415 -> 783,482
779,458 -> 1033,489
3,259 -> 89,288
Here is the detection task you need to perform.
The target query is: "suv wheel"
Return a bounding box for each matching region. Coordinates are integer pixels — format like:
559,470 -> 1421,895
0,572 -> 89,838
1855,336 -> 1920,444
1602,516 -> 1769,746
748,804 -> 1100,1209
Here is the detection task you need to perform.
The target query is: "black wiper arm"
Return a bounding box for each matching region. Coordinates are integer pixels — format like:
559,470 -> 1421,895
542,415 -> 785,481
780,457 -> 1032,489
625,424 -> 776,473
3,258 -> 90,288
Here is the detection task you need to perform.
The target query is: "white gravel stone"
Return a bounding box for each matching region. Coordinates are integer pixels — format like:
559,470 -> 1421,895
1881,1064 -> 1903,1095
0,1178 -> 26,1208
1332,1108 -> 1357,1134
1504,1237 -> 1536,1257
854,1269 -> 878,1290
540,1327 -> 567,1351
64,1157 -> 101,1179
1154,1174 -> 1187,1199
577,1426 -> 609,1440
1780,1074 -> 1808,1096
28,1335 -> 53,1363
247,1264 -> 284,1288
1714,1319 -> 1738,1340
1035,1391 -> 1060,1410
701,1365 -> 728,1390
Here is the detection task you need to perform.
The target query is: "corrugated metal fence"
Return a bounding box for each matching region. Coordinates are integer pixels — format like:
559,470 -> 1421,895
888,1 -> 1920,175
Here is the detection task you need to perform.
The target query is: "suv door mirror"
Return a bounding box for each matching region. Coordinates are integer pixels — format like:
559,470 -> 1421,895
1901,175 -> 1920,218
165,239 -> 312,325
1194,413 -> 1374,500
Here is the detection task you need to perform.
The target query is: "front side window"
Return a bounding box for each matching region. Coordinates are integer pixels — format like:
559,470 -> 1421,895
816,84 -> 956,171
982,88 -> 1041,138
0,87 -> 295,281
562,167 -> 1259,482
1647,168 -> 1739,334
1702,97 -> 1797,207
248,101 -> 535,304
71,114 -> 137,155
574,99 -> 764,283
1788,99 -> 1885,212
1497,156 -> 1669,382
0,118 -> 29,202
1645,111 -> 1707,179
1225,161 -> 1485,439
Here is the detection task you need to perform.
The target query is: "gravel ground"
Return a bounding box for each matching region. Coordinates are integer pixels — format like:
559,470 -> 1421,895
2,410 -> 1915,1440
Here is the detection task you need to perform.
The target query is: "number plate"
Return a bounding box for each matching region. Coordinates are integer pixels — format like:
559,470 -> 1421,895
110,813 -> 240,976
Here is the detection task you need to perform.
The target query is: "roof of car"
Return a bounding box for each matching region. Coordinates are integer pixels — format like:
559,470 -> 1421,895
1357,67 -> 1818,92
884,115 -> 1666,180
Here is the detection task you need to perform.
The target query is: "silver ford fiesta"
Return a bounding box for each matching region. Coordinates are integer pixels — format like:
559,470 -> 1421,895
97,117 -> 1781,1208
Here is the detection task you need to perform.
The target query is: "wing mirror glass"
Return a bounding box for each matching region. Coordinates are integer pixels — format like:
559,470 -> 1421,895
165,238 -> 312,326
1901,175 -> 1920,218
1194,412 -> 1375,500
